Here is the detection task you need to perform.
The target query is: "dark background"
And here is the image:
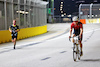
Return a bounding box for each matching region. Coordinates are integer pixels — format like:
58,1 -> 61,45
43,0 -> 100,16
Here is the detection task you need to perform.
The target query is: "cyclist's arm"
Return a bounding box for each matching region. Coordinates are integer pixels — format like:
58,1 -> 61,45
17,26 -> 20,32
15,26 -> 20,32
79,23 -> 83,36
80,28 -> 83,36
70,29 -> 72,37
15,29 -> 20,32
17,29 -> 20,32
69,24 -> 73,37
9,28 -> 12,33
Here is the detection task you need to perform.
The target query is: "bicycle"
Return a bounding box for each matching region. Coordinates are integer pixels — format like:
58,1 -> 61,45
69,36 -> 81,61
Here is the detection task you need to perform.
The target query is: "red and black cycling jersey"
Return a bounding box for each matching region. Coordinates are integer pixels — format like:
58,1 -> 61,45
71,22 -> 83,36
71,22 -> 83,30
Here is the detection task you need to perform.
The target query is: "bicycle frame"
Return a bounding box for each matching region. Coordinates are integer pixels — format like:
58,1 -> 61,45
74,36 -> 79,44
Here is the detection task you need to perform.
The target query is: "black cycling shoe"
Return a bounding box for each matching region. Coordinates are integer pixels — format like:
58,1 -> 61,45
80,51 -> 83,56
14,45 -> 16,49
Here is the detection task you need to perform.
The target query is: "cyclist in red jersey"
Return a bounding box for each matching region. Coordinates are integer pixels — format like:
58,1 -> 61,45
69,16 -> 83,56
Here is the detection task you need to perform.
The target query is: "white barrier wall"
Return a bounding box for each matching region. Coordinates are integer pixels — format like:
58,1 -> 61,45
86,18 -> 100,23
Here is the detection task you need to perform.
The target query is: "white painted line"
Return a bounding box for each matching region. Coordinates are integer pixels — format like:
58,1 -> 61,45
84,28 -> 100,34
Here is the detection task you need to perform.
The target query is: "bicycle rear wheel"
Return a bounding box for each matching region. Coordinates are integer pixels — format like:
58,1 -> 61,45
78,45 -> 81,60
78,53 -> 81,60
73,44 -> 77,61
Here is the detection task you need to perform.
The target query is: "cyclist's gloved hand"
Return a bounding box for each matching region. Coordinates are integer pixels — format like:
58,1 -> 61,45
79,35 -> 81,39
69,36 -> 71,41
15,30 -> 18,32
69,36 -> 71,38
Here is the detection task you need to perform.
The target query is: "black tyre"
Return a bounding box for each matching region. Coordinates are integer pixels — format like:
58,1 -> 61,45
78,51 -> 80,60
73,45 -> 77,61
78,45 -> 81,60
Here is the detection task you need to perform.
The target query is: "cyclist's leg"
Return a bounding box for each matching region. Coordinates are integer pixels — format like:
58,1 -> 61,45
79,41 -> 83,56
12,35 -> 17,44
12,39 -> 14,42
72,34 -> 76,43
13,34 -> 17,49
72,30 -> 77,43
78,35 -> 83,56
12,34 -> 14,42
11,36 -> 16,49
13,37 -> 17,49
14,38 -> 16,45
79,40 -> 82,50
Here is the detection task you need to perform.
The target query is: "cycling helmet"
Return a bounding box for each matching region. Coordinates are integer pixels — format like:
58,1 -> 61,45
72,16 -> 78,21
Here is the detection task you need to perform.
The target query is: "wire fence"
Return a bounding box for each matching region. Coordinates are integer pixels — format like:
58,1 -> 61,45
0,0 -> 47,30
79,4 -> 100,19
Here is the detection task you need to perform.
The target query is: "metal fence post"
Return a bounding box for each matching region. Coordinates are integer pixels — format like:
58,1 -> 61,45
90,3 -> 93,19
18,0 -> 20,28
4,0 -> 7,30
79,4 -> 82,20
24,0 -> 26,27
29,0 -> 31,27
12,0 -> 14,20
52,0 -> 54,20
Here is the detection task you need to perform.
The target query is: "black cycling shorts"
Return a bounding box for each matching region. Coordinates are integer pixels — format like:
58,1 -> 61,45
78,35 -> 83,41
73,29 -> 83,41
73,29 -> 80,36
11,34 -> 18,40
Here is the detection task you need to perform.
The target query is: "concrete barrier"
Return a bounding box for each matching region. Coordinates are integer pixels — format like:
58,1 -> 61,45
80,18 -> 100,24
80,19 -> 86,24
0,25 -> 47,44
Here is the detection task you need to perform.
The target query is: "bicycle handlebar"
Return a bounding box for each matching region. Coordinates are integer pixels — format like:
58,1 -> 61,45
69,35 -> 80,42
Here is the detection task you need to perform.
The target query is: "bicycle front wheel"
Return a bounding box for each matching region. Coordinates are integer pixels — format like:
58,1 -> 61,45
73,44 -> 77,61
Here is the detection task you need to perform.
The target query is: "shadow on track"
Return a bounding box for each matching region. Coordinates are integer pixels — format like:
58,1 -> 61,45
0,42 -> 42,54
81,59 -> 100,62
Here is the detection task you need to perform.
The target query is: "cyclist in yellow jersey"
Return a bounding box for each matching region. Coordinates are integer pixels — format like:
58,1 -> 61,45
9,20 -> 20,49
